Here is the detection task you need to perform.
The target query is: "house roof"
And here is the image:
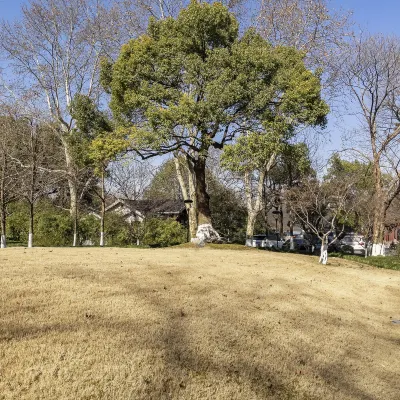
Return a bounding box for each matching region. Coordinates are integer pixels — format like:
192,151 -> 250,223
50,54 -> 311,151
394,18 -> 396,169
106,198 -> 185,215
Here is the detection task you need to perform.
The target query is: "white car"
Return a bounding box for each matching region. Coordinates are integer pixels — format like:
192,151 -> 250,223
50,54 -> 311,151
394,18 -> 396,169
339,235 -> 365,255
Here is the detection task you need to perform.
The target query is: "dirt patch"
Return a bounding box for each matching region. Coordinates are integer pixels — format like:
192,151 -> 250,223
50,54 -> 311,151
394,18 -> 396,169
0,247 -> 399,399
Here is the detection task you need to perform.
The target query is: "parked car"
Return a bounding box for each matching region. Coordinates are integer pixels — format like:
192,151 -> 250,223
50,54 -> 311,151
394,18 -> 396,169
282,237 -> 312,253
246,234 -> 284,249
339,235 -> 365,255
308,235 -> 341,255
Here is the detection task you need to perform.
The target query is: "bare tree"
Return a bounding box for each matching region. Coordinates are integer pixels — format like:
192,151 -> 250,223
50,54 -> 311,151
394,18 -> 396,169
12,117 -> 63,248
106,156 -> 154,200
257,0 -> 353,94
0,0 -> 128,246
286,174 -> 357,264
338,35 -> 400,256
0,113 -> 19,248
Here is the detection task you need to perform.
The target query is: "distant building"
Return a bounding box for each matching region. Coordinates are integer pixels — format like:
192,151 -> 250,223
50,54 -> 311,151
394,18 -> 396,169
106,198 -> 187,225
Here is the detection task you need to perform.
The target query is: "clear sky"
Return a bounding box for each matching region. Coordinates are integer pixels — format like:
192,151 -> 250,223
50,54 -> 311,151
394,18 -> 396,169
2,0 -> 400,33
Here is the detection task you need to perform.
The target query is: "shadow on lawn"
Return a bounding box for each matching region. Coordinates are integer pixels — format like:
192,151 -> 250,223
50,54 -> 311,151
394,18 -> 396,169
3,261 -> 398,399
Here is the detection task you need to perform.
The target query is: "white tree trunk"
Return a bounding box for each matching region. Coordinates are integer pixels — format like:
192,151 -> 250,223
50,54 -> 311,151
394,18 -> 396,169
0,234 -> 6,248
319,244 -> 328,264
100,232 -> 104,247
371,243 -> 385,256
28,233 -> 33,248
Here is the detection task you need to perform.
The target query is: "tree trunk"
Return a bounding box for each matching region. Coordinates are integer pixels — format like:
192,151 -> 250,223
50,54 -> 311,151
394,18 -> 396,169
0,203 -> 6,249
0,166 -> 6,249
192,156 -> 219,242
72,199 -> 78,247
371,158 -> 385,256
372,205 -> 385,256
100,168 -> 105,247
319,235 -> 328,264
243,154 -> 276,245
28,202 -> 34,248
186,158 -> 198,240
193,157 -> 211,225
279,204 -> 284,236
174,155 -> 198,241
60,135 -> 79,246
246,211 -> 257,238
244,168 -> 268,242
319,244 -> 328,264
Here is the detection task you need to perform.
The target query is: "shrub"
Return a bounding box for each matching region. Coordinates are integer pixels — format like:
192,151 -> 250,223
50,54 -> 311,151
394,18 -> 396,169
35,210 -> 73,246
143,218 -> 187,247
7,202 -> 29,243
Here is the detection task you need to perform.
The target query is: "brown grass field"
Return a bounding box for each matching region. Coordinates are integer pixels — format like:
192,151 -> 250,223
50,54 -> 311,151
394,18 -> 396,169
0,247 -> 399,400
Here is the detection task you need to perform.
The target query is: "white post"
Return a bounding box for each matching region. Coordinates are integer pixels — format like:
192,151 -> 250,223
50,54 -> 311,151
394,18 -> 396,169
73,233 -> 77,247
290,236 -> 294,250
28,233 -> 33,248
100,232 -> 104,247
0,234 -> 6,248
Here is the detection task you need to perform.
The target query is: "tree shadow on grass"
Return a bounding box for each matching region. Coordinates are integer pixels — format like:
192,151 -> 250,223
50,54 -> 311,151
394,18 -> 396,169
2,261 -> 399,399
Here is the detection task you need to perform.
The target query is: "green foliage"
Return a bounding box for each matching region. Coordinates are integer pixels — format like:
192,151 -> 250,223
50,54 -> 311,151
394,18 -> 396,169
6,202 -> 29,242
208,174 -> 247,243
79,213 -> 135,246
270,143 -> 314,186
35,210 -> 73,246
5,201 -> 187,247
70,94 -> 112,136
325,154 -> 373,189
221,131 -> 283,173
6,201 -> 73,246
143,218 -> 187,247
70,94 -> 128,174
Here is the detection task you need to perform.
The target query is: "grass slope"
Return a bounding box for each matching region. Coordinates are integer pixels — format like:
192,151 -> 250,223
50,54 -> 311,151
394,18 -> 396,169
0,247 -> 399,400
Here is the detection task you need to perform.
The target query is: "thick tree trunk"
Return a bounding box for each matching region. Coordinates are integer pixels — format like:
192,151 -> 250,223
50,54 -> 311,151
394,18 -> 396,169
193,157 -> 211,225
192,156 -> 219,242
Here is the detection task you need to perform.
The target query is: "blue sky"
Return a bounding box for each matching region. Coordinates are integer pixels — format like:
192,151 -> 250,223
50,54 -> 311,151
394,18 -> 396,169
2,0 -> 400,34
1,0 -> 399,156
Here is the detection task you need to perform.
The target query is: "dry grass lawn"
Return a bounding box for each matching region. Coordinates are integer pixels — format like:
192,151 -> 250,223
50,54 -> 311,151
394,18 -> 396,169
0,247 -> 399,400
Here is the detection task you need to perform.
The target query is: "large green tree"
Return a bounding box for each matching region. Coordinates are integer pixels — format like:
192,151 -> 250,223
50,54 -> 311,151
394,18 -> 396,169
103,1 -> 328,241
